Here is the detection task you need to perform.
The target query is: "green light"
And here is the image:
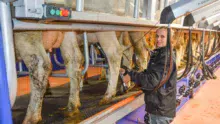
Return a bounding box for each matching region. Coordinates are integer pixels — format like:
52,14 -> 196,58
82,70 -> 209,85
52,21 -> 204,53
56,10 -> 60,16
50,9 -> 55,15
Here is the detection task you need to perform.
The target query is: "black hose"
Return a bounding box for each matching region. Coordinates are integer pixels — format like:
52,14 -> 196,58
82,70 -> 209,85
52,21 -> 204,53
177,28 -> 192,80
204,31 -> 211,57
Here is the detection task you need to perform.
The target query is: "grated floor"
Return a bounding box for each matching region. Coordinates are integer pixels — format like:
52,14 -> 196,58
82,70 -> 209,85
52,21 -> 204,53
12,78 -> 140,124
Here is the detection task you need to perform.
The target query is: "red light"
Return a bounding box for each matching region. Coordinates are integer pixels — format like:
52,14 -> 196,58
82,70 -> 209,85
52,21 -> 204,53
62,10 -> 69,17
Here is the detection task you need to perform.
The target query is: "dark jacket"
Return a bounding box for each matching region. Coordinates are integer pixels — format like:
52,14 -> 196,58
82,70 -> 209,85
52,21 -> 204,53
128,47 -> 177,118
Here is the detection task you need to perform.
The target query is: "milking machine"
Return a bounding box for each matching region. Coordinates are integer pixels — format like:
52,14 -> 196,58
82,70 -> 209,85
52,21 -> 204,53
1,0 -> 219,123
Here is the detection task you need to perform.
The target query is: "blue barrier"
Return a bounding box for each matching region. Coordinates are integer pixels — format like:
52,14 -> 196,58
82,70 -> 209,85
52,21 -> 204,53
176,77 -> 189,111
0,25 -> 13,124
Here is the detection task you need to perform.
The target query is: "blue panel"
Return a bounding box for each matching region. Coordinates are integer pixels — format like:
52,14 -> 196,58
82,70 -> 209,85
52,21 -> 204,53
176,77 -> 189,111
0,25 -> 13,124
192,69 -> 202,93
116,105 -> 146,124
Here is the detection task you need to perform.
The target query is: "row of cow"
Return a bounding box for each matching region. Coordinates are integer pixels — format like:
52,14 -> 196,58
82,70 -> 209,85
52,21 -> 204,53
13,28 -> 217,123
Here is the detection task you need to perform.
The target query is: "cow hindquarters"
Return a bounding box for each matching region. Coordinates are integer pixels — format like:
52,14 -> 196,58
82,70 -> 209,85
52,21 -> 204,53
60,32 -> 83,117
96,32 -> 123,104
14,32 -> 52,124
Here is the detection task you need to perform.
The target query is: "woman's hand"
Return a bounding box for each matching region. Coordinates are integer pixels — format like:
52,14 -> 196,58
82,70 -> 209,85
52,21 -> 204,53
119,68 -> 131,84
119,68 -> 126,75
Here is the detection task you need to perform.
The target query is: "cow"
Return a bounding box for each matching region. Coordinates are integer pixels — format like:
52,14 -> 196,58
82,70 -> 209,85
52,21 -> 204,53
14,29 -> 149,124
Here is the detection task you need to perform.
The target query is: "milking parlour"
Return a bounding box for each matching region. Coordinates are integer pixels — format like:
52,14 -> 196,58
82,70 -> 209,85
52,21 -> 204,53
0,0 -> 220,124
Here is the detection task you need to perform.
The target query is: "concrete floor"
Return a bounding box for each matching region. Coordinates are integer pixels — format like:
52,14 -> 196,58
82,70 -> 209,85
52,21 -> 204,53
172,69 -> 220,124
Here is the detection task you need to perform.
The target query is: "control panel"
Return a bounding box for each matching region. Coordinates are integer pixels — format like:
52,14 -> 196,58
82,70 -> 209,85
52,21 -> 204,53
13,0 -> 71,19
43,4 -> 71,19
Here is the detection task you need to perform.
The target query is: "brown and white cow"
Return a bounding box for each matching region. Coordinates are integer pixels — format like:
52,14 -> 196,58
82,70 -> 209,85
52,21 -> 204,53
15,29 -> 149,123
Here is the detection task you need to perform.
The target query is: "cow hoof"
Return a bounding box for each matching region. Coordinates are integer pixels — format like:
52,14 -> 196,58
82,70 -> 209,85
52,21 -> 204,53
44,88 -> 52,96
64,109 -> 80,117
23,116 -> 42,124
99,98 -> 112,105
83,80 -> 89,84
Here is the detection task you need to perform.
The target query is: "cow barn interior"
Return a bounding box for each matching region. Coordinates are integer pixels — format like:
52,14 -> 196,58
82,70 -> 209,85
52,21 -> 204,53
0,0 -> 220,124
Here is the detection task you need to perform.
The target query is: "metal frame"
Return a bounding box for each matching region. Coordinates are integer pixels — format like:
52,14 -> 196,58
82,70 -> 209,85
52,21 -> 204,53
13,18 -> 220,33
146,0 -> 157,20
213,21 -> 220,27
0,1 -> 13,123
133,0 -> 140,18
183,0 -> 220,26
206,20 -> 220,29
0,1 -> 17,107
160,0 -> 218,24
76,0 -> 84,11
198,13 -> 220,28
80,92 -> 144,124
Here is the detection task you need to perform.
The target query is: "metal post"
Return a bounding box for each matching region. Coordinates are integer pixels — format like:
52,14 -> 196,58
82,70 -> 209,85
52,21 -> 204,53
18,62 -> 23,72
164,0 -> 169,7
0,1 -> 17,107
147,0 -> 156,20
0,2 -> 13,124
76,0 -> 84,12
90,44 -> 95,65
81,32 -> 89,75
133,0 -> 140,18
160,0 -> 165,10
142,0 -> 148,18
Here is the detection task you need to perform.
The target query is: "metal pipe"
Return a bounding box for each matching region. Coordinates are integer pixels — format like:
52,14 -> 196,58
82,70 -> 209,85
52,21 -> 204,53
0,1 -> 17,107
90,44 -> 95,65
81,32 -> 89,75
164,0 -> 169,7
133,0 -> 140,18
18,62 -> 23,72
90,64 -> 109,68
53,53 -> 65,67
76,0 -> 84,12
96,58 -> 106,62
13,19 -> 220,32
94,46 -> 98,61
17,71 -> 29,75
142,0 -> 148,18
147,0 -> 156,20
51,73 -> 68,77
47,52 -> 50,58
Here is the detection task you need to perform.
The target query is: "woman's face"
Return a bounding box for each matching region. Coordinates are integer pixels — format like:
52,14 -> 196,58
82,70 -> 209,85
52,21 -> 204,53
156,29 -> 167,48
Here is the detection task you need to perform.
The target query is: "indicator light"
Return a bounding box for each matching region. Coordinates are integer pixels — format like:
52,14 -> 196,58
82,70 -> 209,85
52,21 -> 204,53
60,11 -> 63,16
50,9 -> 55,15
56,10 -> 60,16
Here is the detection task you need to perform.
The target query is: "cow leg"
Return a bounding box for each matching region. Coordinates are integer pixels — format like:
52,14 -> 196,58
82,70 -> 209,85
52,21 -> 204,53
60,32 -> 83,117
96,32 -> 123,104
129,32 -> 149,71
14,32 -> 51,124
